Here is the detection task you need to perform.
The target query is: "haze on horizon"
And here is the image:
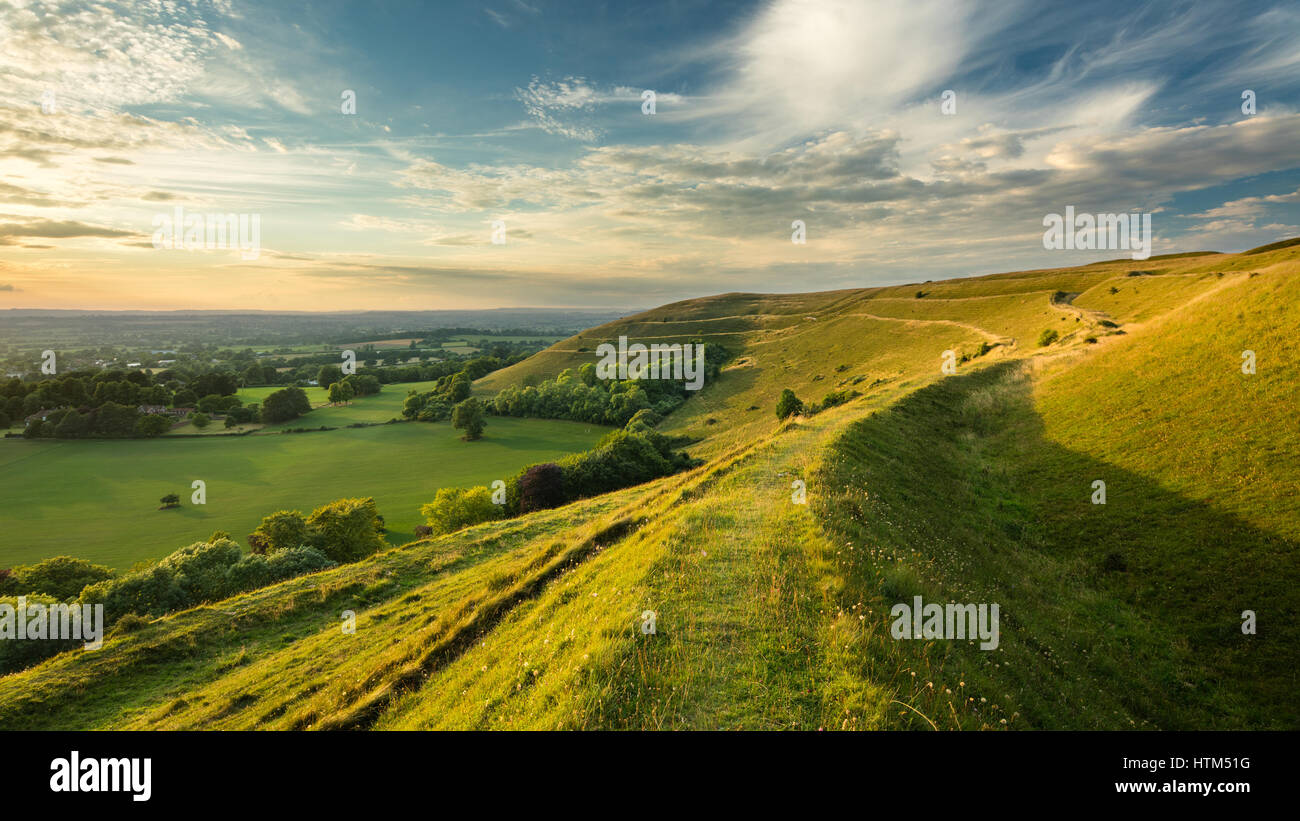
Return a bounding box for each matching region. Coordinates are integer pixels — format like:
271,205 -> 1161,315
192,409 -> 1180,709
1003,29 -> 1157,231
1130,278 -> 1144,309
2,0 -> 1299,312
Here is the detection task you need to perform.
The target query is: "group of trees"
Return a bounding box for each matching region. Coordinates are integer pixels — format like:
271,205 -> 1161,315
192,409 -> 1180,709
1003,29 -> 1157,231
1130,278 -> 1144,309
258,386 -> 312,424
316,372 -> 379,406
487,345 -> 729,428
1,367 -> 241,418
400,356 -> 507,423
3,364 -> 259,438
417,415 -> 697,537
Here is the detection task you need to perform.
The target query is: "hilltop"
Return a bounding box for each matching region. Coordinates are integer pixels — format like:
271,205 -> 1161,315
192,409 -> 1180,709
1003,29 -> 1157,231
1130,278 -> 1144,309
2,242 -> 1298,730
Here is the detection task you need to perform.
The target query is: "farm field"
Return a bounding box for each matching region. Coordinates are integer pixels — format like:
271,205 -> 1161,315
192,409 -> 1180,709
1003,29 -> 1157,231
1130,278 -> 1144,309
0,417 -> 608,570
231,380 -> 440,429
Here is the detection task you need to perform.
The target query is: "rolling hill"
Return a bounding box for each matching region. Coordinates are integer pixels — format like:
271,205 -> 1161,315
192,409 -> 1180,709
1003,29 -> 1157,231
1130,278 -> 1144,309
2,243 -> 1297,730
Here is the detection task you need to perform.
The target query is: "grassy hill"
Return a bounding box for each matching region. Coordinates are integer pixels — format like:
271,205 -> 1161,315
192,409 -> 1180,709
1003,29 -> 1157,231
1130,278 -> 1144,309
2,245 -> 1297,730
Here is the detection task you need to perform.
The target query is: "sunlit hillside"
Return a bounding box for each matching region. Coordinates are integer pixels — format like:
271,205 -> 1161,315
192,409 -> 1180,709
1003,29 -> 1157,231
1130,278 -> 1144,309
2,244 -> 1296,730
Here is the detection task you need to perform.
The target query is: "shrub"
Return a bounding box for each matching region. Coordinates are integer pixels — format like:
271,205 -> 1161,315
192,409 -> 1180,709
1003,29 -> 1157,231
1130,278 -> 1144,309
157,539 -> 244,603
249,510 -> 310,554
420,486 -> 503,535
626,408 -> 662,429
135,413 -> 172,437
1037,328 -> 1060,347
190,412 -> 211,429
776,389 -> 804,420
0,594 -> 87,674
305,497 -> 386,563
517,463 -> 566,514
226,546 -> 335,591
0,556 -> 114,600
109,612 -> 150,636
818,389 -> 861,412
78,539 -> 335,627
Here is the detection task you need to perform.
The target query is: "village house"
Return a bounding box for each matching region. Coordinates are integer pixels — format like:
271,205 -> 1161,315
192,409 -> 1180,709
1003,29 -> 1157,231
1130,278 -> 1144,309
137,405 -> 192,418
24,408 -> 63,426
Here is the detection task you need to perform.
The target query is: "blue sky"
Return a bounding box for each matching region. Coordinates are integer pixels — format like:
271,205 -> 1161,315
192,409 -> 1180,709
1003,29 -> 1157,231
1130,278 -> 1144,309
2,0 -> 1299,310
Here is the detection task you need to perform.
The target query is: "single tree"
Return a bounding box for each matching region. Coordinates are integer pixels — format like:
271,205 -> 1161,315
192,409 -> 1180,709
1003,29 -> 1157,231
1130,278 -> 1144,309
317,365 -> 344,389
775,389 -> 804,420
451,397 -> 486,440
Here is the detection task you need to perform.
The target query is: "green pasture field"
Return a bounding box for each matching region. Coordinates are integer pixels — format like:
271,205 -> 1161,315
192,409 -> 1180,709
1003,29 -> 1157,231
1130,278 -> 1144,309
0,417 -> 608,570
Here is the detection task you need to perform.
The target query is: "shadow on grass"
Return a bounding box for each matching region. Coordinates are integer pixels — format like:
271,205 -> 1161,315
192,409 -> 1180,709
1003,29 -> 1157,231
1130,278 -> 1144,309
817,360 -> 1298,729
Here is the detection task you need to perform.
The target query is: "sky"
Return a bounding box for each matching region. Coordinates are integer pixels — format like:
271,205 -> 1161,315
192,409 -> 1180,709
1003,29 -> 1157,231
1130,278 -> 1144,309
1,0 -> 1299,311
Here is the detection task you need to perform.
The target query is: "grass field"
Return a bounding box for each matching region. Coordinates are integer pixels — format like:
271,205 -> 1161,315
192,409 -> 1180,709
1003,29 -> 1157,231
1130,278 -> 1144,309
0,417 -> 607,570
228,380 -> 440,430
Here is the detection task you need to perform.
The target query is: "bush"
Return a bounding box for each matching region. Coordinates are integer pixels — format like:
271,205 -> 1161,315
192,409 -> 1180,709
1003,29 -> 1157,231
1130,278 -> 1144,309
157,539 -> 244,603
109,612 -> 150,636
1037,328 -> 1060,347
78,539 -> 336,627
0,556 -> 114,600
135,413 -> 172,437
517,463 -> 566,514
816,389 -> 860,413
0,594 -> 88,674
626,408 -> 662,429
190,412 -> 211,429
249,510 -> 310,554
226,546 -> 335,591
304,497 -> 387,563
420,486 -> 503,535
776,389 -> 804,420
